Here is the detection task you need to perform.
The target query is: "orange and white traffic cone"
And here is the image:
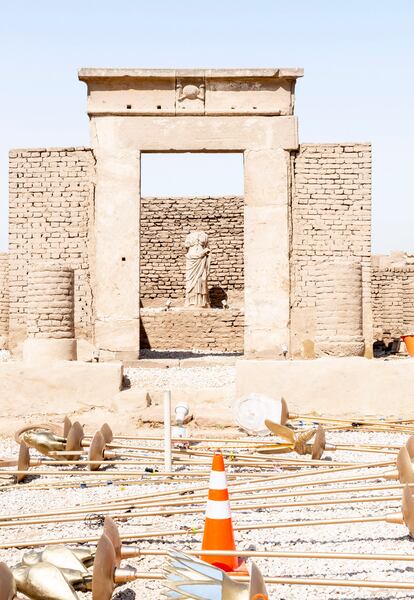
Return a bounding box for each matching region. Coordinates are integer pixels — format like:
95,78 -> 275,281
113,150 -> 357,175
200,450 -> 247,574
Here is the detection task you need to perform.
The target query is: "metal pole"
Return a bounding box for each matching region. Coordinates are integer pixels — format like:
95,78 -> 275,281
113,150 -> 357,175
163,390 -> 172,472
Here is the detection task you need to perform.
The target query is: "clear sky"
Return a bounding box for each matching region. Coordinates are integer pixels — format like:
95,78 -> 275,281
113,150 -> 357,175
1,0 -> 413,253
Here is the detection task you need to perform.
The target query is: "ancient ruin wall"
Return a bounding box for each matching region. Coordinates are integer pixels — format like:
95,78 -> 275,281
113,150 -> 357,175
140,308 -> 244,352
8,147 -> 95,347
0,253 -> 9,348
291,143 -> 372,358
140,196 -> 244,306
372,254 -> 414,340
7,144 -> 374,356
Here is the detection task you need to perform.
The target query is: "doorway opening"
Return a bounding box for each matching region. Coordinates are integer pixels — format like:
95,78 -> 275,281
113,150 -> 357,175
139,152 -> 245,358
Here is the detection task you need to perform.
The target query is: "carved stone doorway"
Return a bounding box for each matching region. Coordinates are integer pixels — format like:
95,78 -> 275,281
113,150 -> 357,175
79,68 -> 303,359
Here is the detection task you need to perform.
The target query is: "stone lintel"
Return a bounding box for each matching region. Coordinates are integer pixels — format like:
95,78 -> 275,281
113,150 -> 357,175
79,67 -> 304,117
78,68 -> 304,81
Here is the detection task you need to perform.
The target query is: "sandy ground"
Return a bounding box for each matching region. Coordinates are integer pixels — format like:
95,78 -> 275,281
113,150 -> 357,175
1,426 -> 414,598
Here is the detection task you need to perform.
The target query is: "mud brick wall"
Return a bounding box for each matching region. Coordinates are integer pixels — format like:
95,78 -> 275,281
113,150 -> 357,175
26,263 -> 75,339
0,253 -> 9,348
8,147 -> 95,347
140,308 -> 244,352
290,143 -> 372,358
372,254 -> 414,341
140,196 -> 244,306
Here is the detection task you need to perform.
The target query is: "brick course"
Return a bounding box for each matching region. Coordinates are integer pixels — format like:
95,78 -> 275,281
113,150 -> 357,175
140,308 -> 243,352
140,196 -> 244,306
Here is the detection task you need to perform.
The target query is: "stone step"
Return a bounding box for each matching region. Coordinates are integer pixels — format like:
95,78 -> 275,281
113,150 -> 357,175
123,355 -> 239,369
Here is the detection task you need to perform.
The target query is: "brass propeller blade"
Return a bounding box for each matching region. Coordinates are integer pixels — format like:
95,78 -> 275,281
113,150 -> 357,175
406,436 -> 414,460
100,423 -> 113,444
402,484 -> 414,536
264,421 -> 296,444
17,442 -> 30,483
21,546 -> 88,575
0,562 -> 17,600
12,562 -> 79,600
248,561 -> 268,598
63,417 -> 72,439
397,447 -> 414,484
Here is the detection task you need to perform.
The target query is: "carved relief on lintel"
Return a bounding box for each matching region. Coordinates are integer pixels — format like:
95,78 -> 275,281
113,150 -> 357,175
176,78 -> 205,113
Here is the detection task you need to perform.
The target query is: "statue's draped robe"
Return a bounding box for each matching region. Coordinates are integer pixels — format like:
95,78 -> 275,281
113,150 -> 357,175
185,248 -> 210,307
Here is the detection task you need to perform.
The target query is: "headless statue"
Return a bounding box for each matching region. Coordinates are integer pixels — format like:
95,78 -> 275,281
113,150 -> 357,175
184,231 -> 210,308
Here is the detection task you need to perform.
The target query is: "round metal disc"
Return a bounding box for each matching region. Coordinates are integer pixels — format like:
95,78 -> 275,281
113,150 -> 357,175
235,394 -> 284,435
63,416 -> 72,438
402,484 -> 414,537
17,442 -> 30,483
92,534 -> 116,600
397,446 -> 414,484
63,422 -> 85,461
0,562 -> 16,600
311,425 -> 326,460
88,431 -> 105,470
103,516 -> 122,565
100,423 -> 113,444
406,436 -> 414,460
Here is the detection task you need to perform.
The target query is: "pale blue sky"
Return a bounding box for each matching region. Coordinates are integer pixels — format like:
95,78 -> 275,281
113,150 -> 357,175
1,0 -> 413,252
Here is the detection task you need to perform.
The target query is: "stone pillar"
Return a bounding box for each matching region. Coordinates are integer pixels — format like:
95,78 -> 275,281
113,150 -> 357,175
243,148 -> 290,358
93,144 -> 140,359
0,254 -> 9,349
23,262 -> 77,364
315,258 -> 364,357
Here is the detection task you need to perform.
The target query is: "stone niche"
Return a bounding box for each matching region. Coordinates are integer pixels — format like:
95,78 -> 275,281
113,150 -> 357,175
78,68 -> 303,359
139,195 -> 244,353
139,196 -> 244,308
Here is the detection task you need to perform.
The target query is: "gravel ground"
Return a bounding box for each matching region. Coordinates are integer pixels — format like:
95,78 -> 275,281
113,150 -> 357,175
126,365 -> 235,390
1,428 -> 414,599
